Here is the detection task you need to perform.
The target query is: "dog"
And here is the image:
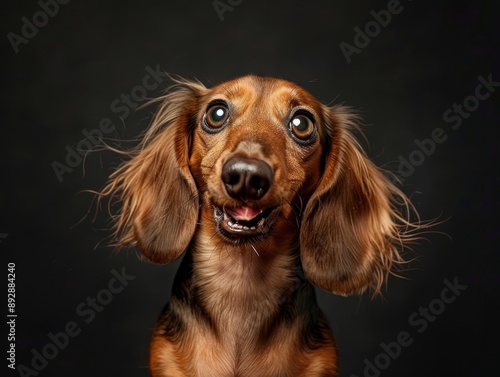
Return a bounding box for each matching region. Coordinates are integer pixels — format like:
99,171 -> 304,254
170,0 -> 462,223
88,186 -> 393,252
99,75 -> 423,376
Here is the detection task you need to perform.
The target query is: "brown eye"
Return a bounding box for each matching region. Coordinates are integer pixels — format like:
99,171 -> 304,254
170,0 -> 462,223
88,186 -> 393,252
203,104 -> 229,132
289,113 -> 315,142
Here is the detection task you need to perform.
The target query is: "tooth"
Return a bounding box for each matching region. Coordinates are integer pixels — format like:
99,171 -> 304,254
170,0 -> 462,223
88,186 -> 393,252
243,226 -> 249,230
230,222 -> 243,230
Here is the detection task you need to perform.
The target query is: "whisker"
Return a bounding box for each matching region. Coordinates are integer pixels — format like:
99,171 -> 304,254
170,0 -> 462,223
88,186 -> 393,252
250,244 -> 260,257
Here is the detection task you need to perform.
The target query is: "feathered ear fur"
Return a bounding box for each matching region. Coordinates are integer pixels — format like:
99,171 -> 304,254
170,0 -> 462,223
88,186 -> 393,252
300,105 -> 423,296
99,79 -> 207,263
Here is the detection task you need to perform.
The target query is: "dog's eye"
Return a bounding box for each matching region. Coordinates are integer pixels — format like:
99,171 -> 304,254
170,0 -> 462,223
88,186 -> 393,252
289,114 -> 315,141
204,104 -> 229,131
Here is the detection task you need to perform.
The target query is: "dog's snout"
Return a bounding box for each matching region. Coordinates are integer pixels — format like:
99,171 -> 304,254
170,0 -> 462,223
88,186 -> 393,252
222,157 -> 273,201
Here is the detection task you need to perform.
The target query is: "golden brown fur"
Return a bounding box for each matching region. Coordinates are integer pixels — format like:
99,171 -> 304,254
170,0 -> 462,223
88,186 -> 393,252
98,75 -> 426,376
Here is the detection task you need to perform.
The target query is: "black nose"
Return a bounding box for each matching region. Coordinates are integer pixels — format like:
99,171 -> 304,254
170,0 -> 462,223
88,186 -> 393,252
221,157 -> 273,201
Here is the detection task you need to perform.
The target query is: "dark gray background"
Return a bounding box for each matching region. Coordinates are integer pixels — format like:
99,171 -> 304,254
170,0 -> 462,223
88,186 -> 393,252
3,0 -> 498,376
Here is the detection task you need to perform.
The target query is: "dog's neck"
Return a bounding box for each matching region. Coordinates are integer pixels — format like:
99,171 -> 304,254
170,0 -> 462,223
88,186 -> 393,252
185,211 -> 305,338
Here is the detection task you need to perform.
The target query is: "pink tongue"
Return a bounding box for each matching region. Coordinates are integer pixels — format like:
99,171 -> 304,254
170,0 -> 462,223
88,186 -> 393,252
226,207 -> 262,221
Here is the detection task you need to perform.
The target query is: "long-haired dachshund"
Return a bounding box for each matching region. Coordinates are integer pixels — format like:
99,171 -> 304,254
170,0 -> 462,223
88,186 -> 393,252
100,75 -> 423,376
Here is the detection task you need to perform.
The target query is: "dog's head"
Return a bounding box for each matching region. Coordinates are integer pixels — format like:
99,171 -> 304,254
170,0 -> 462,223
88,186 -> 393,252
101,75 -> 422,296
188,76 -> 325,246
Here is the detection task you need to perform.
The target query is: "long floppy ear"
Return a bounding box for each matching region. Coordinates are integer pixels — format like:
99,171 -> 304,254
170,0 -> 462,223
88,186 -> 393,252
99,78 -> 207,263
300,105 -> 422,296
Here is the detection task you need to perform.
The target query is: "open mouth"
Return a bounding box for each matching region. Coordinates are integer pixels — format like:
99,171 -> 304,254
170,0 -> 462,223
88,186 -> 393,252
213,205 -> 279,242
